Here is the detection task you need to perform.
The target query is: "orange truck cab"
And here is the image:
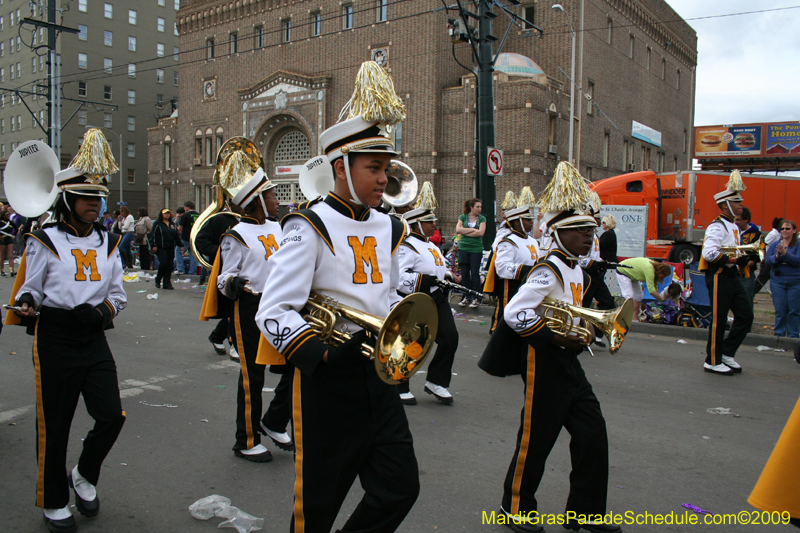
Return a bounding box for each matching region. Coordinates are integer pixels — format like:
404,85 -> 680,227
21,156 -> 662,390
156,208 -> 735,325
589,170 -> 800,264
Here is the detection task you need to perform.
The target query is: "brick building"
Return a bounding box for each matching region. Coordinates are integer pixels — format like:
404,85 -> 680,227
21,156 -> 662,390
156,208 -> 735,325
148,0 -> 696,231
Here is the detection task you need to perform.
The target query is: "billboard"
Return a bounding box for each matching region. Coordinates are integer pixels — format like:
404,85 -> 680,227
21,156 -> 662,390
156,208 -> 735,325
694,121 -> 800,159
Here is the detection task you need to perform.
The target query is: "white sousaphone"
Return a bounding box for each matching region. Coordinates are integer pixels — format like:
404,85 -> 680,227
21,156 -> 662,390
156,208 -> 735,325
297,156 -> 417,206
2,140 -> 60,218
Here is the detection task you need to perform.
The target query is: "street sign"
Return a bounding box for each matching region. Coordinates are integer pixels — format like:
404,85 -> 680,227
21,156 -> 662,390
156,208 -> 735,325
487,147 -> 503,176
117,201 -> 127,206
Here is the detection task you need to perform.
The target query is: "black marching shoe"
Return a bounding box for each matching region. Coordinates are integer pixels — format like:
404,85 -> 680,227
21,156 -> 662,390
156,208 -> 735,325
155,280 -> 161,289
43,513 -> 77,533
233,444 -> 273,462
163,282 -> 174,290
565,519 -> 621,533
209,335 -> 226,355
499,508 -> 544,533
69,469 -> 99,517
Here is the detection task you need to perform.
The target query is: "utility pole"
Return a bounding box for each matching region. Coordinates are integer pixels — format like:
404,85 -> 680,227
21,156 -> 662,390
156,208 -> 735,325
448,0 -> 540,249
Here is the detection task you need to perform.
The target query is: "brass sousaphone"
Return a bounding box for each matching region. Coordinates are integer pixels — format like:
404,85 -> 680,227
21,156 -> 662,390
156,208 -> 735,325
190,137 -> 263,269
2,141 -> 61,218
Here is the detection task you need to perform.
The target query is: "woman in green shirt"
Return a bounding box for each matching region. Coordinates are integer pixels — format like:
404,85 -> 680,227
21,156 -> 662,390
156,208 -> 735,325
455,198 -> 486,308
616,257 -> 672,321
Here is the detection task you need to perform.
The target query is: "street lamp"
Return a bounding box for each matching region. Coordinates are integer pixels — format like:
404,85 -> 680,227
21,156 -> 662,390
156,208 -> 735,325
552,3 -> 576,164
86,124 -> 123,204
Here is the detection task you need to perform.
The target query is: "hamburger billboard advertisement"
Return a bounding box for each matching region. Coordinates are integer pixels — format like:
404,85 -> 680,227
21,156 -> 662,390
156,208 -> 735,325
694,124 -> 763,157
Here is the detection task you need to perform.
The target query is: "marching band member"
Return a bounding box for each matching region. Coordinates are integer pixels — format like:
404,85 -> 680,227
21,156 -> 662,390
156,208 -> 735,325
255,61 -> 418,532
396,182 -> 458,405
480,162 -> 621,533
699,170 -> 754,375
5,133 -> 127,533
579,194 -> 615,346
484,188 -> 540,334
212,161 -> 291,462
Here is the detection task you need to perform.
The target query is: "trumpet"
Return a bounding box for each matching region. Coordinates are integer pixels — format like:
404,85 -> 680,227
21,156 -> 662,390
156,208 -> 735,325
302,292 -> 439,384
719,239 -> 765,262
539,297 -> 634,355
434,279 -> 484,300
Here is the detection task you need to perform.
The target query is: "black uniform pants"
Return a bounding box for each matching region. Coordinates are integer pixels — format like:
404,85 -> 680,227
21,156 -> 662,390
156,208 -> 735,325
705,267 -> 753,365
263,368 -> 293,434
290,359 -> 419,533
490,279 -> 522,335
33,310 -> 126,509
754,262 -> 772,295
582,269 -> 615,311
232,295 -> 267,450
398,290 -> 458,392
502,344 -> 609,518
209,316 -> 229,345
155,248 -> 173,286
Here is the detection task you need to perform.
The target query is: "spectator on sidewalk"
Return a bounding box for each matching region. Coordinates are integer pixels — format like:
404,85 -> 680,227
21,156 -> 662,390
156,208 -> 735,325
765,220 -> 800,338
455,198 -> 486,308
616,257 -> 672,321
178,201 -> 200,276
118,206 -> 135,269
599,215 -> 618,263
755,217 -> 783,295
173,207 -> 186,274
735,207 -> 761,303
134,208 -> 154,270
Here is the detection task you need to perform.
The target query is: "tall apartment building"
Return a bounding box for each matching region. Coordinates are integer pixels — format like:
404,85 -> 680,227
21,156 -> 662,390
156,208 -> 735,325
0,0 -> 180,212
149,0 -> 696,230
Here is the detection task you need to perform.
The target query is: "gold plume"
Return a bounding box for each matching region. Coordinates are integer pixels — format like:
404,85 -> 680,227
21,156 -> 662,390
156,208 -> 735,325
219,150 -> 260,190
517,186 -> 535,209
414,181 -> 437,211
726,169 -> 746,192
69,128 -> 119,178
537,162 -> 594,214
340,61 -> 407,125
501,191 -> 517,210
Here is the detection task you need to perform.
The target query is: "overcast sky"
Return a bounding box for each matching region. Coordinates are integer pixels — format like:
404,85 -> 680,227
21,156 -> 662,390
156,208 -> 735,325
665,1 -> 800,127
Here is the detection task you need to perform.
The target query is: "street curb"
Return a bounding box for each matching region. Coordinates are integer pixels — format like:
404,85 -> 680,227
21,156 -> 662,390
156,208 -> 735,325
630,321 -> 798,350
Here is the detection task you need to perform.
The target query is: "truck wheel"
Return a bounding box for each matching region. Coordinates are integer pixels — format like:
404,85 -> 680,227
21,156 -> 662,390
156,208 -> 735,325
670,244 -> 699,265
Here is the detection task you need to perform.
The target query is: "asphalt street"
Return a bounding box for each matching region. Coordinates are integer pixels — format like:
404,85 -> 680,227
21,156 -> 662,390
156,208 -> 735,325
1,274 -> 798,533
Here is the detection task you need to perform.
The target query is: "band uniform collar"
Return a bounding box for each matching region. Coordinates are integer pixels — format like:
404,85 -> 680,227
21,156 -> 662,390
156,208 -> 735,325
547,248 -> 578,269
409,230 -> 428,242
325,192 -> 371,221
509,227 -> 527,239
719,213 -> 734,223
63,222 -> 93,237
239,215 -> 260,225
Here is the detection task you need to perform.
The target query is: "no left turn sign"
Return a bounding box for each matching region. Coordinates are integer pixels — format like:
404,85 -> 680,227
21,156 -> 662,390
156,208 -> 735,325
488,147 -> 503,176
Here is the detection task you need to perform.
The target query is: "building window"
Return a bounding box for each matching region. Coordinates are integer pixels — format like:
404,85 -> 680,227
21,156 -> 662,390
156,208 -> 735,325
129,36 -> 137,51
158,0 -> 166,6
104,58 -> 112,74
78,53 -> 87,69
0,42 -> 3,57
127,116 -> 135,131
0,119 -> 4,133
585,166 -> 592,180
173,70 -> 179,85
165,188 -> 170,210
254,25 -> 264,47
9,10 -> 13,26
1,145 -> 4,158
629,34 -> 634,59
129,9 -> 137,24
376,0 -> 387,22
683,129 -> 687,153
0,67 -> 3,82
673,157 -> 678,171
104,3 -> 113,19
282,19 -> 291,43
175,0 -> 180,10
39,55 -> 44,71
15,61 -> 19,77
104,85 -> 112,100
15,36 -> 20,51
343,4 -> 353,29
205,137 -> 213,165
127,169 -> 135,184
157,17 -> 165,32
127,142 -> 135,157
79,0 -> 87,12
0,16 -> 3,31
156,69 -> 164,83
661,58 -> 666,80
606,18 -> 612,45
586,81 -> 594,115
174,46 -> 179,61
311,13 -> 320,37
78,81 -> 87,97
128,90 -> 136,104
676,69 -> 681,91
128,64 -> 135,78
206,38 -> 214,59
165,143 -> 172,169
174,22 -> 178,36
104,113 -> 112,128
157,42 -> 165,57
523,5 -> 535,29
646,46 -> 651,70
274,131 -> 311,162
104,30 -> 113,46
603,132 -> 610,167
32,57 -> 36,73
78,24 -> 87,40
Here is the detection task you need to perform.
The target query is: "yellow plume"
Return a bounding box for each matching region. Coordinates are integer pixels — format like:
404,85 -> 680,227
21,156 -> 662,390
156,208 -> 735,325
342,61 -> 406,125
69,128 -> 118,178
517,186 -> 535,209
537,162 -> 594,214
501,191 -> 517,210
726,169 -> 746,192
414,181 -> 437,211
